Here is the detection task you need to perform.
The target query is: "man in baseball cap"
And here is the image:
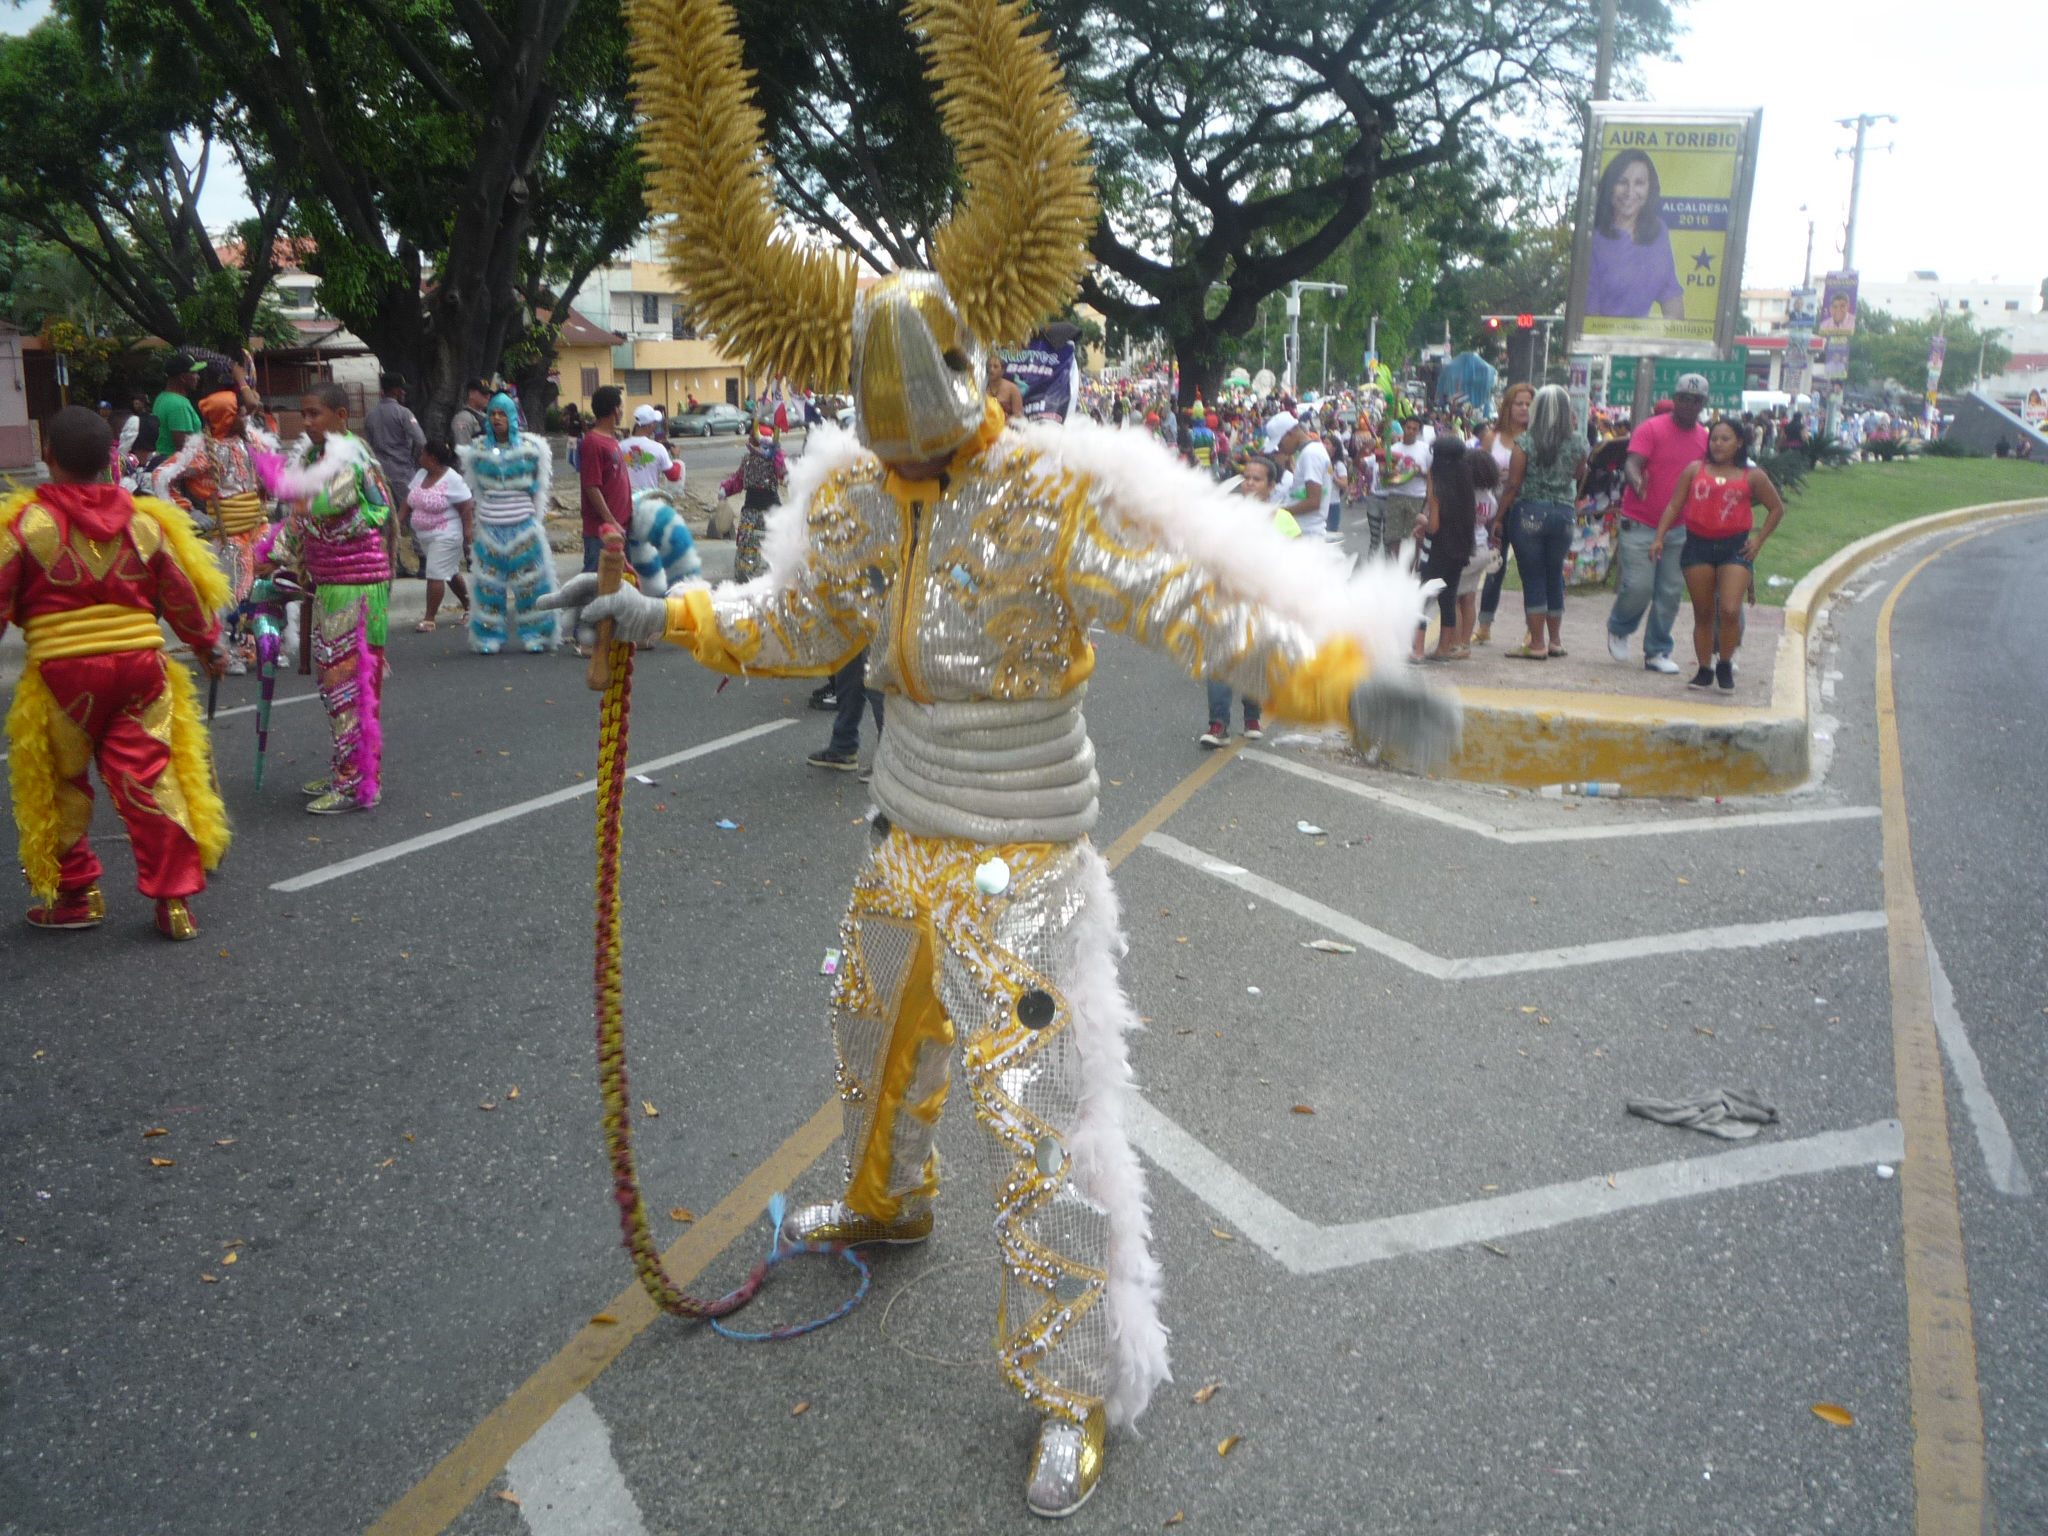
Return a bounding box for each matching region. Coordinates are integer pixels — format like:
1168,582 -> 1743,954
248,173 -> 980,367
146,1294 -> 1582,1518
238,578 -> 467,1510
1607,372 -> 1710,672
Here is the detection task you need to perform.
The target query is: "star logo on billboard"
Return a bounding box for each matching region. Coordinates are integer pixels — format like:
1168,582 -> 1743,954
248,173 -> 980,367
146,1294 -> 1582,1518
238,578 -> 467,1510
1692,248 -> 1715,272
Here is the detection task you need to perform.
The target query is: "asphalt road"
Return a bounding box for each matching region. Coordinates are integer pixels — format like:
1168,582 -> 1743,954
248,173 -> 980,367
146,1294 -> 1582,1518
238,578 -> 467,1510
2,507 -> 2043,1535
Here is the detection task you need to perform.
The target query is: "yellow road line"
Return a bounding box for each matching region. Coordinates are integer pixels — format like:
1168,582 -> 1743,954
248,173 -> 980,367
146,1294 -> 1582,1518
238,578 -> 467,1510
1100,740 -> 1242,870
1876,526 -> 2002,1534
365,1098 -> 840,1536
366,745 -> 1238,1533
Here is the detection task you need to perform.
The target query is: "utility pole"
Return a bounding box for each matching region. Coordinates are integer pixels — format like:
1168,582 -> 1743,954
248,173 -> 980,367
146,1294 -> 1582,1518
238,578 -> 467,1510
1283,280 -> 1345,395
1835,113 -> 1896,271
1800,207 -> 1815,289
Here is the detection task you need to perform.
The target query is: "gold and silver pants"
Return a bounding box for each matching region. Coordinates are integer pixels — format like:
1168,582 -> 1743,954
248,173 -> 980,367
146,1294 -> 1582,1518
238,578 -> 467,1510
829,827 -> 1169,1427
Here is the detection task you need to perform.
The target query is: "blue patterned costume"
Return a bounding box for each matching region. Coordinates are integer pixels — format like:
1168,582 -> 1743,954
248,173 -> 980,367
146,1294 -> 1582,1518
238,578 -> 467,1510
460,393 -> 558,654
627,489 -> 702,597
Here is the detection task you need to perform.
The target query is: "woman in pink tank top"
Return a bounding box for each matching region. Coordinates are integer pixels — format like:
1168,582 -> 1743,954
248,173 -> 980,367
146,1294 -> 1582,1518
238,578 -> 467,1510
1647,419 -> 1786,693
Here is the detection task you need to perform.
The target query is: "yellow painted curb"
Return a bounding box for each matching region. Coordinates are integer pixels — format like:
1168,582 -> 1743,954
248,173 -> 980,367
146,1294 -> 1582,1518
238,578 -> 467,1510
1434,496 -> 2048,795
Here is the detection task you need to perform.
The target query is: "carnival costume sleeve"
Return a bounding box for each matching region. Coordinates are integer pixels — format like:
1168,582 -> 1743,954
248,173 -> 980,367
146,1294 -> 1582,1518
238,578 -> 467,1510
658,424 -> 886,677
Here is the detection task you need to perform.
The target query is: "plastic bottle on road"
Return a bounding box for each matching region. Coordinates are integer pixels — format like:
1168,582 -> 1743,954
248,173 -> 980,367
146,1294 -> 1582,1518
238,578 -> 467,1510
1538,781 -> 1626,799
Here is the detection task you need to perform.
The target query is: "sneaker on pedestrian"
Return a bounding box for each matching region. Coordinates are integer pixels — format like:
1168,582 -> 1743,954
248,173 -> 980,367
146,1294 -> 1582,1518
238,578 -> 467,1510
301,776 -> 333,798
1606,631 -> 1630,663
306,790 -> 365,815
1645,654 -> 1680,675
1715,659 -> 1736,692
1687,666 -> 1714,690
225,654 -> 247,677
1242,718 -> 1263,741
1198,722 -> 1227,749
808,746 -> 859,771
857,763 -> 873,783
807,685 -> 839,712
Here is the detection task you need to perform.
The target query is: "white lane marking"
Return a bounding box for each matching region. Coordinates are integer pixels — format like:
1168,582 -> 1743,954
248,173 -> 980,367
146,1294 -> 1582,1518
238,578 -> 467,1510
503,1392 -> 650,1536
0,690 -> 318,764
1243,749 -> 1881,843
270,718 -> 797,892
1130,1097 -> 1904,1275
1927,936 -> 2032,1198
1142,830 -> 1887,979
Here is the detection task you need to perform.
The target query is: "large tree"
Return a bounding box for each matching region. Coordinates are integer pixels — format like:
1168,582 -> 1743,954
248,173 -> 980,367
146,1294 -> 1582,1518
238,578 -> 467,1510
124,0 -> 641,433
733,0 -> 1673,406
0,9 -> 293,351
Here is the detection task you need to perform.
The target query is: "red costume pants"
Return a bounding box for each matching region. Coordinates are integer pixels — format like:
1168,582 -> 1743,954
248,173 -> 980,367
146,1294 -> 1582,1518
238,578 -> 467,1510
39,651 -> 205,899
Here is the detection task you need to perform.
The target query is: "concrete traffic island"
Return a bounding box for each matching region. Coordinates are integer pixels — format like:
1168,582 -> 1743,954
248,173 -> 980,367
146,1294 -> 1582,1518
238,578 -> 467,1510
1397,496 -> 2048,797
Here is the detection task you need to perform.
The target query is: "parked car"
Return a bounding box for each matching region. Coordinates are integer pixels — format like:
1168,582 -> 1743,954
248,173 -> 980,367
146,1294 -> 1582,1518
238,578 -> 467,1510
671,403 -> 750,437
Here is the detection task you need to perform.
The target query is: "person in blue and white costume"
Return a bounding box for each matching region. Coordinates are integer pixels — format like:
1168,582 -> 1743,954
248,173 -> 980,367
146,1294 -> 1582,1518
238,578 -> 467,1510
625,488 -> 701,597
460,392 -> 559,654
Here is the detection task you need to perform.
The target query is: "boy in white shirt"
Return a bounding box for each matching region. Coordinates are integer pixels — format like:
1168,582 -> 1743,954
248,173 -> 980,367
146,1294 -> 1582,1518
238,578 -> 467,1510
623,405 -> 684,494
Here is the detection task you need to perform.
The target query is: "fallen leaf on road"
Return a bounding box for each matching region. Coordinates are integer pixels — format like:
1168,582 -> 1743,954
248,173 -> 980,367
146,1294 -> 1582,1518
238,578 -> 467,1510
149,1158 -> 175,1168
1210,1228 -> 1234,1241
642,1101 -> 660,1118
1217,1435 -> 1241,1457
791,1401 -> 810,1416
1291,1104 -> 1315,1115
668,1207 -> 695,1223
496,1490 -> 522,1507
1164,1514 -> 1185,1527
590,1313 -> 619,1326
1481,1243 -> 1509,1258
378,1158 -> 395,1169
1192,1383 -> 1221,1404
1676,877 -> 1690,885
1538,1016 -> 1551,1025
1694,1027 -> 1716,1037
1175,936 -> 1188,944
222,1252 -> 238,1265
1481,1185 -> 1499,1191
507,1087 -> 520,1099
404,1133 -> 415,1142
215,1138 -> 235,1146
143,1127 -> 168,1139
201,1273 -> 218,1283
1520,1006 -> 1538,1014
1606,1175 -> 1617,1188
1811,1403 -> 1854,1427
479,1102 -> 497,1111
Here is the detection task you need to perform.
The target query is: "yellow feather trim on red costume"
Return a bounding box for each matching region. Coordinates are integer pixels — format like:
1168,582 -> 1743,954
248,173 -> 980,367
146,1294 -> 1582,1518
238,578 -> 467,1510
6,663 -> 65,904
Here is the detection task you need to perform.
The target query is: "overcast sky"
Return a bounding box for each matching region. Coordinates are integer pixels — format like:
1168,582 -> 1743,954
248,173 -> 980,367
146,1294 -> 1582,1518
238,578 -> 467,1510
7,0 -> 2038,298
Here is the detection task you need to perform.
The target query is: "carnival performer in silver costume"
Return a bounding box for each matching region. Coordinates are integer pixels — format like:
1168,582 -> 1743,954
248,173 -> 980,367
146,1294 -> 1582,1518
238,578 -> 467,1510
547,0 -> 1459,1517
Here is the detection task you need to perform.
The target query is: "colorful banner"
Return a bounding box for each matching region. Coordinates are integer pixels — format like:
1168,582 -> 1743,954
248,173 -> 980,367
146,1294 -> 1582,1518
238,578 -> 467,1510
1816,272 -> 1859,336
1567,108 -> 1762,352
1001,336 -> 1077,422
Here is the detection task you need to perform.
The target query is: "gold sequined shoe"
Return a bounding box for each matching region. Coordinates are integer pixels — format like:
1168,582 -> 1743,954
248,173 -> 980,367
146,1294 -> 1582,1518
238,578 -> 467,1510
154,898 -> 198,941
778,1200 -> 932,1248
301,777 -> 332,798
1025,1405 -> 1107,1519
26,884 -> 104,931
306,790 -> 365,816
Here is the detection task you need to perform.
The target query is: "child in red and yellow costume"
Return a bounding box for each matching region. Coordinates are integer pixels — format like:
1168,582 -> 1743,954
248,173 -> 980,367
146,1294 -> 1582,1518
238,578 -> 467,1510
1,407 -> 231,939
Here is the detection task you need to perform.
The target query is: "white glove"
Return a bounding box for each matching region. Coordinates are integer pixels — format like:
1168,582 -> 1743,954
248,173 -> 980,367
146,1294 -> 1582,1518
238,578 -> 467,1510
1349,671 -> 1462,771
538,575 -> 670,645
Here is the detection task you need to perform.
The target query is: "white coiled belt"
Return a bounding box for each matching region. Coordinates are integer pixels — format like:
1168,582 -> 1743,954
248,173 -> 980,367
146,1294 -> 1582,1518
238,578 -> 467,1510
870,688 -> 1098,844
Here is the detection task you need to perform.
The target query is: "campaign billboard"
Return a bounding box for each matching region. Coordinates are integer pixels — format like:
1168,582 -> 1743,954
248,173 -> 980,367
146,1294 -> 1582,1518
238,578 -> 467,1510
1564,104 -> 1763,358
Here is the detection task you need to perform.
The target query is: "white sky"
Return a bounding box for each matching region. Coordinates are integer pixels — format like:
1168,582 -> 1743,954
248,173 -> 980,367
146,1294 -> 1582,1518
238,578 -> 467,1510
8,0 -> 2039,298
1642,0 -> 2042,293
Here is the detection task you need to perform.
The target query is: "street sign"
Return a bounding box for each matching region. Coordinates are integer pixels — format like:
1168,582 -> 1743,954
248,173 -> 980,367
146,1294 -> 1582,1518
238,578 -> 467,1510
1607,350 -> 1748,410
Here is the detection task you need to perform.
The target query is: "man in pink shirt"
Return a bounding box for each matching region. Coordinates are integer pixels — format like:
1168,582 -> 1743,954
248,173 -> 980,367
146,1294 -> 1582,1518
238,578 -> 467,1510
1606,373 -> 1709,672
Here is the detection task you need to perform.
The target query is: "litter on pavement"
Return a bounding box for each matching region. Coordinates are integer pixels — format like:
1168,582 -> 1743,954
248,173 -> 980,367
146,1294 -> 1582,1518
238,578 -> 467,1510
819,949 -> 842,977
1296,820 -> 1325,836
1625,1088 -> 1779,1140
1302,939 -> 1358,954
713,818 -> 740,830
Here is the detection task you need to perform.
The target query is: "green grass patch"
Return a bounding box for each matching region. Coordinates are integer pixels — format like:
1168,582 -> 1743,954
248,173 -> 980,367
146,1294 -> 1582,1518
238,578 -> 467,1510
1751,458 -> 2048,603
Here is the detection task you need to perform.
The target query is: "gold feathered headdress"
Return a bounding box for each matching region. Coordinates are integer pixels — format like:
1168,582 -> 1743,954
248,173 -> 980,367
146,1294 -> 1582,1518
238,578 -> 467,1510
627,0 -> 1097,389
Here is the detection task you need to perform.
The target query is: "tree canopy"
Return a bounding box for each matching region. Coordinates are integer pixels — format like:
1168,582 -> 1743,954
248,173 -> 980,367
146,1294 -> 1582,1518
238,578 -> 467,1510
1850,307 -> 2012,396
0,7 -> 292,351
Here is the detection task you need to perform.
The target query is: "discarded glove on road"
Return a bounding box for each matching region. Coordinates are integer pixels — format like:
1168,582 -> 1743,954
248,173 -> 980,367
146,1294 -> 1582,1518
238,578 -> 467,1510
1625,1088 -> 1780,1140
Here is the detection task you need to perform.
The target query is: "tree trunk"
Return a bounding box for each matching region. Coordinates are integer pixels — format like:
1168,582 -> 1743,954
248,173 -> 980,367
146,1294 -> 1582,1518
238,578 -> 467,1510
1174,326 -> 1226,412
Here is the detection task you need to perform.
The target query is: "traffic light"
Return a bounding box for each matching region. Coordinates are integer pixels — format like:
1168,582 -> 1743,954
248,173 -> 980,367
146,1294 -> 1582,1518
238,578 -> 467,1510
1516,313 -> 1534,329
1484,316 -> 1501,330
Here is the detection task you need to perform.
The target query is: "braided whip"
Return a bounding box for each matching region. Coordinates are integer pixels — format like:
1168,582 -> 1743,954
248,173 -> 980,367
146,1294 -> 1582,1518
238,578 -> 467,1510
587,526 -> 867,1333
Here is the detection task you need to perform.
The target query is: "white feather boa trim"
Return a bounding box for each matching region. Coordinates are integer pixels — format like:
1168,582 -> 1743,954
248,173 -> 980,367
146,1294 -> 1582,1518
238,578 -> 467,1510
1062,841 -> 1171,1428
270,432 -> 375,499
1017,418 -> 1426,670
